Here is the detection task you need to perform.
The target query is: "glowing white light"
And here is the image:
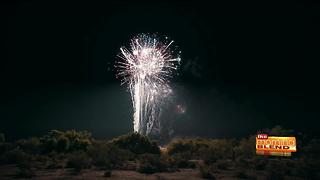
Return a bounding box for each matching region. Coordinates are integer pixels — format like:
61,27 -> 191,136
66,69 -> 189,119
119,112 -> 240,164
116,34 -> 181,135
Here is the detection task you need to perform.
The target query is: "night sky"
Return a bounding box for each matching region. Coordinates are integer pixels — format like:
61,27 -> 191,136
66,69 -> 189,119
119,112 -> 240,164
1,1 -> 319,140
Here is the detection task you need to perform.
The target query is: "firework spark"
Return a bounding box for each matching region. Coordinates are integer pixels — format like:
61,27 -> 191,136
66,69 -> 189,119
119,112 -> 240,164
116,34 -> 181,136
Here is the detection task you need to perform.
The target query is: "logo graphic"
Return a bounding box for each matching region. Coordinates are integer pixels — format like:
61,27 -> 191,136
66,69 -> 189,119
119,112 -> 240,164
256,134 -> 297,156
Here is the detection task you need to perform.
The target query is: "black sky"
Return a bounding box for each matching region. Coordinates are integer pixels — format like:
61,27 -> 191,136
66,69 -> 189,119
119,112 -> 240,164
1,1 -> 320,140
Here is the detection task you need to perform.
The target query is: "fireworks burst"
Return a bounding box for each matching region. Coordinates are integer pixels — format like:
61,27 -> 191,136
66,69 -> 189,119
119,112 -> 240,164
116,34 -> 181,136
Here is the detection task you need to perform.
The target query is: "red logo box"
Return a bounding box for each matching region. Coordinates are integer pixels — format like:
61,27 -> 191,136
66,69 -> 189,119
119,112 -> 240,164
257,134 -> 268,139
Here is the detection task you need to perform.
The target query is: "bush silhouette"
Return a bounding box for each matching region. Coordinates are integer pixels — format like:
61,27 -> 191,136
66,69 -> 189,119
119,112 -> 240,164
167,138 -> 209,159
137,154 -> 168,174
167,154 -> 196,169
40,130 -> 92,153
87,140 -> 133,168
17,137 -> 42,154
111,132 -> 160,154
0,127 -> 318,179
234,135 -> 255,159
2,148 -> 31,165
167,138 -> 233,163
66,151 -> 91,172
56,136 -> 70,152
234,170 -> 249,179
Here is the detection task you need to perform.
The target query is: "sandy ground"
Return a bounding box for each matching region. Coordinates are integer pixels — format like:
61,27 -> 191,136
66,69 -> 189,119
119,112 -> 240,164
0,165 -> 203,180
0,164 -> 256,180
0,164 -> 305,180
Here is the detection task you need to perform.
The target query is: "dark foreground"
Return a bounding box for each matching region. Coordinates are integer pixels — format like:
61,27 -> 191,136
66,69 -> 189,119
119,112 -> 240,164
0,163 -> 308,180
0,126 -> 319,179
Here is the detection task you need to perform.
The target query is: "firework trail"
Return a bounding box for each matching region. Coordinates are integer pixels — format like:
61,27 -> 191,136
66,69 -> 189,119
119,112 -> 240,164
116,34 -> 181,136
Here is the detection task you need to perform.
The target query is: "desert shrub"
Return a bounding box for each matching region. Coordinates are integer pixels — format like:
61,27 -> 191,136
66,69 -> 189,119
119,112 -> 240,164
266,169 -> 284,180
56,136 -> 70,152
214,160 -> 230,170
167,138 -> 209,158
207,139 -> 234,160
199,164 -> 216,179
33,154 -> 58,169
46,161 -> 63,169
265,160 -> 286,180
0,142 -> 16,160
41,130 -> 91,153
41,137 -> 57,153
15,167 -> 35,178
169,154 -> 196,169
87,141 -> 133,168
288,159 -> 320,179
66,151 -> 91,172
2,148 -> 31,165
253,158 -> 267,170
111,132 -> 160,154
234,170 -> 249,179
198,146 -> 217,164
87,141 -> 111,168
17,157 -> 34,169
201,140 -> 234,164
167,138 -> 234,163
235,157 -> 250,169
35,154 -> 50,163
45,155 -> 65,169
17,137 -> 42,154
234,136 -> 255,159
137,162 -> 157,174
121,161 -> 138,171
176,159 -> 196,169
137,154 -> 168,174
64,130 -> 91,151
